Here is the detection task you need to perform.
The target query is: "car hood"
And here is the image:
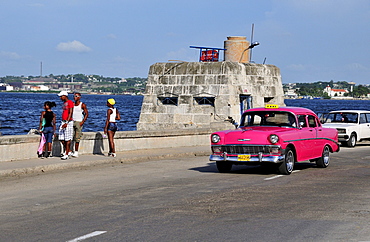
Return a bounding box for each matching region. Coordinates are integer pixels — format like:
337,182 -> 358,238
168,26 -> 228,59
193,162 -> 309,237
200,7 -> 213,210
214,126 -> 297,145
322,123 -> 357,129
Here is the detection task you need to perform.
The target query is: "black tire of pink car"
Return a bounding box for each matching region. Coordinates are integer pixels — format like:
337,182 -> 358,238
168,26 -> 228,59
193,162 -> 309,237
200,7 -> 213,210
278,147 -> 295,175
316,145 -> 330,168
216,161 -> 233,173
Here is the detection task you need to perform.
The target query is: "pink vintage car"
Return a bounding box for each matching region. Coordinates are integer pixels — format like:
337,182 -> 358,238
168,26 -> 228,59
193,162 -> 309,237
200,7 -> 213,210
210,105 -> 340,175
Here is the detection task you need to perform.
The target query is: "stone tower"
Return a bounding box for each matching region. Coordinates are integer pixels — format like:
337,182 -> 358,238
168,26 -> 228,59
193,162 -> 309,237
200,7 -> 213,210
224,36 -> 250,63
137,61 -> 285,131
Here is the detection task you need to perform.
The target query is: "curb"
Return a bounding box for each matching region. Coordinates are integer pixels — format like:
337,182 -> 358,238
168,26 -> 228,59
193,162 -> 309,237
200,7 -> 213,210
0,150 -> 210,179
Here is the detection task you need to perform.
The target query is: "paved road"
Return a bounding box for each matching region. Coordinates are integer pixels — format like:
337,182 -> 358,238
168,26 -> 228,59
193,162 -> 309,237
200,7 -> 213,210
1,145 -> 370,241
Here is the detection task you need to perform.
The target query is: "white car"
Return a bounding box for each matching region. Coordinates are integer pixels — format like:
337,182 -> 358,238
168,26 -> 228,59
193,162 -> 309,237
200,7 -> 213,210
322,110 -> 370,147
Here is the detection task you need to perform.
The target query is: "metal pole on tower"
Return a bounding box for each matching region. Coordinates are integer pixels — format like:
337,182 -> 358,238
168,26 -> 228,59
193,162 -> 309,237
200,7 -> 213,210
40,61 -> 43,77
249,24 -> 254,63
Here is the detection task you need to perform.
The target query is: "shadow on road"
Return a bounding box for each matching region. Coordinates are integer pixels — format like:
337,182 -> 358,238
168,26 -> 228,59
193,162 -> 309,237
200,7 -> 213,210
190,161 -> 317,175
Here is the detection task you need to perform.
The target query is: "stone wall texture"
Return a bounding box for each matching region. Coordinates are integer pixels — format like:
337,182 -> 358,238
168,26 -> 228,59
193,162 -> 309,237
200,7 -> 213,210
137,61 -> 285,130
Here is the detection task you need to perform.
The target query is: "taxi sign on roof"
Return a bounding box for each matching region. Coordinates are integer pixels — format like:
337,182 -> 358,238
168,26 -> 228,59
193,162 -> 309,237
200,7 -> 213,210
265,104 -> 279,109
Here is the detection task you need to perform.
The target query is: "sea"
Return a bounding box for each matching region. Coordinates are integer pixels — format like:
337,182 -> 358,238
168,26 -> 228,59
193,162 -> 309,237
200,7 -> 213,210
1,92 -> 370,136
0,92 -> 143,136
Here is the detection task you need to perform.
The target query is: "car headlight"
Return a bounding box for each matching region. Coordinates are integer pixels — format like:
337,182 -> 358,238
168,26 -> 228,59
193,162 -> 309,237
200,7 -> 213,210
211,134 -> 221,143
269,134 -> 279,144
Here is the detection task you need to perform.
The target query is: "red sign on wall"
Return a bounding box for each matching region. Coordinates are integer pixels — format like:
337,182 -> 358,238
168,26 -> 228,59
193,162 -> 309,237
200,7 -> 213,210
200,50 -> 219,62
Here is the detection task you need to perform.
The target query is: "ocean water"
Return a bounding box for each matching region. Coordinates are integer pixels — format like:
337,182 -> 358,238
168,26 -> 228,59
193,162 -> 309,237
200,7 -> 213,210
1,92 -> 370,136
284,98 -> 370,114
0,92 -> 143,136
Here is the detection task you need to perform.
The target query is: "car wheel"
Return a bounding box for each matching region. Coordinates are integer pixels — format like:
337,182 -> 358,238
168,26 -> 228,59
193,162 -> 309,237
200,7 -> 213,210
216,161 -> 232,173
316,145 -> 330,168
278,147 -> 295,175
347,133 -> 356,147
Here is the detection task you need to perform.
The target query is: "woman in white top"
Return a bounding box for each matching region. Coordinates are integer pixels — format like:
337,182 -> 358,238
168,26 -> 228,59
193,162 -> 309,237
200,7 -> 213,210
104,98 -> 121,157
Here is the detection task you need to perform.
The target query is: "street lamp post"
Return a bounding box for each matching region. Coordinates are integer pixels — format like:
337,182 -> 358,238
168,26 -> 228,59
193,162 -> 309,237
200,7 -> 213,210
239,41 -> 260,63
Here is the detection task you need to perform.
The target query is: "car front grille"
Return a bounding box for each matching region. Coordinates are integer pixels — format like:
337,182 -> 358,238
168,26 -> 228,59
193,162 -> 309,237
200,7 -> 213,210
336,128 -> 346,134
217,145 -> 279,155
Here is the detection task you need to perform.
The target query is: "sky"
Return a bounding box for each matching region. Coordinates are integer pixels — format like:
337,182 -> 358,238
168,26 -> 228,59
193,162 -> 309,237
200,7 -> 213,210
0,0 -> 369,84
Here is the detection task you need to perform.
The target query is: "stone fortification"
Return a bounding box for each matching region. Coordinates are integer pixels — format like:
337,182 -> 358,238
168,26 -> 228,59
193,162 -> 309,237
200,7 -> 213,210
137,61 -> 284,131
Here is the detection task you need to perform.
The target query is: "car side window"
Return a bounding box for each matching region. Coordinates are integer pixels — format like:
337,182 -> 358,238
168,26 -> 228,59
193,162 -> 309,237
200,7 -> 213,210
360,114 -> 367,124
366,114 -> 370,123
298,115 -> 308,128
308,115 -> 317,128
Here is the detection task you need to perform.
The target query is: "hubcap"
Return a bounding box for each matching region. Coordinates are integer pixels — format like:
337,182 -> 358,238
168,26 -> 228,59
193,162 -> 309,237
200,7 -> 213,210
323,146 -> 330,166
286,151 -> 294,172
351,136 -> 356,146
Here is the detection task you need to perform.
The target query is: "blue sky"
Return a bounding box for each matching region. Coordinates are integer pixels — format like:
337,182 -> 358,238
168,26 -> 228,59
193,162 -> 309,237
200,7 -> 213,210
0,0 -> 369,84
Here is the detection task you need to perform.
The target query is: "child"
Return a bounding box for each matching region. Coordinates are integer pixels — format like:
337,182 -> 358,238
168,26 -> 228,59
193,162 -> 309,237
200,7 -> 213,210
104,98 -> 121,157
38,101 -> 57,158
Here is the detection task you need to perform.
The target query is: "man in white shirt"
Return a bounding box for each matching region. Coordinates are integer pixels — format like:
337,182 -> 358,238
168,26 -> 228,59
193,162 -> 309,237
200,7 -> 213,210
72,92 -> 89,157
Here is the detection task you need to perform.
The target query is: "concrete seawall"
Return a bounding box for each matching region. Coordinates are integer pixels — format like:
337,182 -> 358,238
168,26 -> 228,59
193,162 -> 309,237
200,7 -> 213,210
0,128 -> 216,162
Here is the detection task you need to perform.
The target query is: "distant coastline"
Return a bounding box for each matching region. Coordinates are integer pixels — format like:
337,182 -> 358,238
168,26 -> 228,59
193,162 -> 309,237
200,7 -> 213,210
285,96 -> 369,100
0,90 -> 143,95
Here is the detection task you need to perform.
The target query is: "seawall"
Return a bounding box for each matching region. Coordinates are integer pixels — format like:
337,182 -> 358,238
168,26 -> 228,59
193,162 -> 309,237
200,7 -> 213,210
0,128 -> 215,162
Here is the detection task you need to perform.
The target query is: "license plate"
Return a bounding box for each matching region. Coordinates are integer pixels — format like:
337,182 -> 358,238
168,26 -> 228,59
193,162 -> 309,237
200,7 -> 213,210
238,154 -> 251,161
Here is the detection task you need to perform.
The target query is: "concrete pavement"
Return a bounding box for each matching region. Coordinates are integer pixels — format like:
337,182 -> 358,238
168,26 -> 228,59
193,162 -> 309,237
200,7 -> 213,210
0,145 -> 211,178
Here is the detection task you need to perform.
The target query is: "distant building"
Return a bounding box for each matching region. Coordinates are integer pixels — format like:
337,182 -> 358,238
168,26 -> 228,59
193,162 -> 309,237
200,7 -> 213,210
8,82 -> 22,90
0,83 -> 14,91
22,85 -> 49,91
36,85 -> 50,91
284,89 -> 298,98
25,77 -> 57,83
323,86 -> 349,97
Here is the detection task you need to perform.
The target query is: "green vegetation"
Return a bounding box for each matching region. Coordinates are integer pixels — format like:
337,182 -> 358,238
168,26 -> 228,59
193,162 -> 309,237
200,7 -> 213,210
352,85 -> 370,98
0,74 -> 147,94
284,80 -> 370,98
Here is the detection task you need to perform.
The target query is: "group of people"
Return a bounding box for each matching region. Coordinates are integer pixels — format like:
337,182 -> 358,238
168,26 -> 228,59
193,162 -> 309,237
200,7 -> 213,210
38,91 -> 120,159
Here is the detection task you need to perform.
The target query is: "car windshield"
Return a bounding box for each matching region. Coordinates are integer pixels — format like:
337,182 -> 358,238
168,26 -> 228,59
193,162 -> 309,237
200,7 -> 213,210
325,112 -> 358,123
240,111 -> 297,128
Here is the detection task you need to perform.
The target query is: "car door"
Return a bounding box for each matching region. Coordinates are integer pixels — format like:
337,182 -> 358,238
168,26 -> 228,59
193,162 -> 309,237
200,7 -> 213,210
307,115 -> 322,158
359,113 -> 370,139
297,115 -> 316,161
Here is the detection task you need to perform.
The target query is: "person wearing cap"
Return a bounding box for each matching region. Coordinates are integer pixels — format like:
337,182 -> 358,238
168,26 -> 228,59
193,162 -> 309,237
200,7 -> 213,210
104,98 -> 121,157
58,91 -> 74,160
71,92 -> 88,158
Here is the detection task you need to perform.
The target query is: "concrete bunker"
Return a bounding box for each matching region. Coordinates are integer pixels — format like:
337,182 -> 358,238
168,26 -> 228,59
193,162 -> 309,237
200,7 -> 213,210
137,37 -> 285,131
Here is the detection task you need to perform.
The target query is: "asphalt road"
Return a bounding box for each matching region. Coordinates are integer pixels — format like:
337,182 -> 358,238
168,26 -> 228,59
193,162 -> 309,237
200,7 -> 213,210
1,145 -> 370,242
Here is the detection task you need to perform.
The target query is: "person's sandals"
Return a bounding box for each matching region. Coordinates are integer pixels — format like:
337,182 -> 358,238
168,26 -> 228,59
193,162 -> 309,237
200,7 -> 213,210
108,153 -> 116,157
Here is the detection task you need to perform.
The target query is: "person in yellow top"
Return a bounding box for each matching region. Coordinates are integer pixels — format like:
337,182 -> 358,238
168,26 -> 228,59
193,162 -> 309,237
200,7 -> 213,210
104,98 -> 121,157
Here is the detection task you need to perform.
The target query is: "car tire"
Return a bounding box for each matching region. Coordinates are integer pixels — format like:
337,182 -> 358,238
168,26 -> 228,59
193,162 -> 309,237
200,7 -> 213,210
278,147 -> 295,175
216,161 -> 232,173
316,145 -> 330,168
347,133 -> 356,147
